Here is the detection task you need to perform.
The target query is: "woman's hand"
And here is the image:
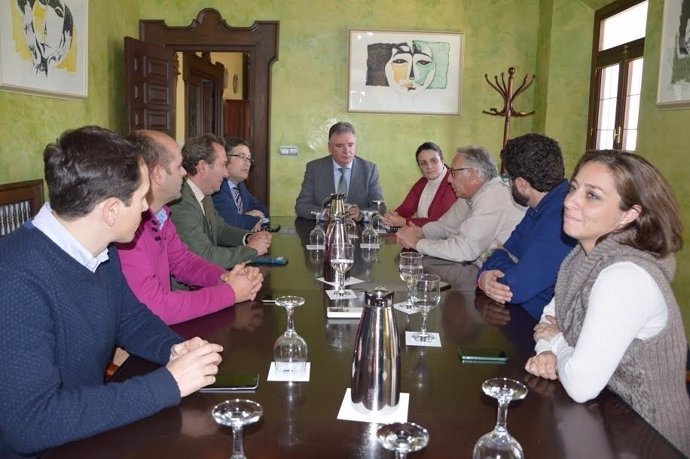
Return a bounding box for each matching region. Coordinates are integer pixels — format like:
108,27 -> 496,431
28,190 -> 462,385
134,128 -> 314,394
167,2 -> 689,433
382,211 -> 406,227
533,315 -> 561,342
525,351 -> 558,380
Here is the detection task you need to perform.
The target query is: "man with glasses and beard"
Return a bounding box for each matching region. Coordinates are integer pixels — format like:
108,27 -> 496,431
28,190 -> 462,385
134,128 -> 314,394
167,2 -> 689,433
477,133 -> 576,319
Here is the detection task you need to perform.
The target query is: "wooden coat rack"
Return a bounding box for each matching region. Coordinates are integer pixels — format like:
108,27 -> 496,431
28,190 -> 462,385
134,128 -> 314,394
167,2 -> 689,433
483,67 -> 536,149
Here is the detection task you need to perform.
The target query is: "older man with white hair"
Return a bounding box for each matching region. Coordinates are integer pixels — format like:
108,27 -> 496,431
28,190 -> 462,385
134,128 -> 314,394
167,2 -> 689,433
396,145 -> 525,265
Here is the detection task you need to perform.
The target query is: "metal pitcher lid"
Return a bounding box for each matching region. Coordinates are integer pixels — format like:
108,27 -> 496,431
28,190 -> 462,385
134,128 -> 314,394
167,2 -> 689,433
364,286 -> 393,306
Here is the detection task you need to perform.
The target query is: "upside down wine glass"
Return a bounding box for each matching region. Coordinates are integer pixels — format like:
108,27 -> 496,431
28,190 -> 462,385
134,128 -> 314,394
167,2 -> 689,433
412,274 -> 441,342
360,210 -> 379,247
344,203 -> 359,240
473,378 -> 528,459
309,210 -> 325,249
372,200 -> 388,233
377,422 -> 430,458
399,252 -> 423,309
211,399 -> 263,459
273,296 -> 308,373
329,242 -> 354,296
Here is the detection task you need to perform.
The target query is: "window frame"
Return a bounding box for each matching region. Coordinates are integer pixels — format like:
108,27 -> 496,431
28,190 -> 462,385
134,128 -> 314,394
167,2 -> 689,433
586,0 -> 646,151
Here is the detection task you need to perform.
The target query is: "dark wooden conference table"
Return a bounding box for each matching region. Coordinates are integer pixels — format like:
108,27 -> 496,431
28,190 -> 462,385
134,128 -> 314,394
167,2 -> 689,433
46,217 -> 684,458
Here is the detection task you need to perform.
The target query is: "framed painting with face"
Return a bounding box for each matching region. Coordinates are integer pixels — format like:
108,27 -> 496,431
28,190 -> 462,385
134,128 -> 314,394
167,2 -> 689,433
0,0 -> 88,98
657,0 -> 690,107
348,29 -> 463,115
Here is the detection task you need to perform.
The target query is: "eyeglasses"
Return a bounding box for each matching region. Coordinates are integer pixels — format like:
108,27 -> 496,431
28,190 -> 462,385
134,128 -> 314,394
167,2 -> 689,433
229,154 -> 254,164
500,174 -> 511,184
449,167 -> 473,177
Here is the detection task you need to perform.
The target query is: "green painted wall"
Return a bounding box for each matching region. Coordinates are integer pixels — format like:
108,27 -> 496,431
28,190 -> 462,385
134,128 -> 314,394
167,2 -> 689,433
137,0 -> 541,213
540,0 -> 595,171
637,0 -> 690,333
0,0 -> 688,331
0,0 -> 139,185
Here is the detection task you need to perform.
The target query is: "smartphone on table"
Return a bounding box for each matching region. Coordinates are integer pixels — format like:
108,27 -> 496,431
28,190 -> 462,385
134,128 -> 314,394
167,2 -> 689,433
458,347 -> 508,364
199,372 -> 260,393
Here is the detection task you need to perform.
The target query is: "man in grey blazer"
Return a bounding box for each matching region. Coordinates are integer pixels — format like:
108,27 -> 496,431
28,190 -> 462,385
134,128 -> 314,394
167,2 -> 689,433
295,122 -> 384,221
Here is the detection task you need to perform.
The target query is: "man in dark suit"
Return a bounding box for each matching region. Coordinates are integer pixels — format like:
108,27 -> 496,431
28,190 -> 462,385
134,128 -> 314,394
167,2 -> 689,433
294,122 -> 384,221
170,134 -> 272,269
212,138 -> 269,231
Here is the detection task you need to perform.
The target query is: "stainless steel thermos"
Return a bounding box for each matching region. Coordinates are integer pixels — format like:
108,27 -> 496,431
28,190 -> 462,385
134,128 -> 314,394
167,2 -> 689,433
351,287 -> 400,414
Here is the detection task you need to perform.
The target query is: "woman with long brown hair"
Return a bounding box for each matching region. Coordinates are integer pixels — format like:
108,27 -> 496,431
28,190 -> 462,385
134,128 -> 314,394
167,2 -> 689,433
525,150 -> 689,455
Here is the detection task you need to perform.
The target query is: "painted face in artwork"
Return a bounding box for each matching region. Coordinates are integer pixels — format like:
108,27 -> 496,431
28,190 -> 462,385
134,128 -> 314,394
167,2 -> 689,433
385,41 -> 436,97
17,0 -> 74,75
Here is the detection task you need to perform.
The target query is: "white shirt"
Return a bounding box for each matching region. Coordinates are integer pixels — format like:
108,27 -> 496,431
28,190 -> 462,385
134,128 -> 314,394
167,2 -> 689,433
31,203 -> 109,273
416,167 -> 446,218
187,179 -> 207,215
535,261 -> 668,402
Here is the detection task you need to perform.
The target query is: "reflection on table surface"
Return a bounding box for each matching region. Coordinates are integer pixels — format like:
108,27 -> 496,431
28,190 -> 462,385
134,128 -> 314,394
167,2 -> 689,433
45,217 -> 684,458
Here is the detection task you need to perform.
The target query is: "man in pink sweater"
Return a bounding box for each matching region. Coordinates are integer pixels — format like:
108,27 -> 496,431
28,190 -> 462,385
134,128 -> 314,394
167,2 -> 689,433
117,130 -> 263,325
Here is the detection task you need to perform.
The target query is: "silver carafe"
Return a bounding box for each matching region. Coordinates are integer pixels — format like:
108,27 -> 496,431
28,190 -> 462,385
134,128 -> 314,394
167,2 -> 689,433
351,287 -> 400,414
323,212 -> 347,282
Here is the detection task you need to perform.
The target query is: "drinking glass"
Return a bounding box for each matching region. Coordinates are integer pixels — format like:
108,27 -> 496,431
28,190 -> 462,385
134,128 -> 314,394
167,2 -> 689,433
371,200 -> 388,234
411,274 -> 440,342
211,399 -> 263,459
273,296 -> 308,373
377,422 -> 429,458
473,378 -> 528,459
399,252 -> 423,309
329,242 -> 354,296
344,204 -> 359,240
361,210 -> 379,247
309,210 -> 325,249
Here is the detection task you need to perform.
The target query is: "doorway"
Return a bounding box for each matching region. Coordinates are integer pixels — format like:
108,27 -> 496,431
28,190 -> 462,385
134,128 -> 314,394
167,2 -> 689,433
124,8 -> 278,206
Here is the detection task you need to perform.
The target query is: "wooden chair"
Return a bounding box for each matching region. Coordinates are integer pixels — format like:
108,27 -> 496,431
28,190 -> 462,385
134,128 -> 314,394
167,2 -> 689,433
0,179 -> 44,236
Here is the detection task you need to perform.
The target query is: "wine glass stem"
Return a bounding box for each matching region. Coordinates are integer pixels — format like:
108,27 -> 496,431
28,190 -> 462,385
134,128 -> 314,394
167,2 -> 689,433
406,282 -> 414,306
396,452 -> 408,459
419,312 -> 429,335
231,425 -> 246,459
286,307 -> 295,333
335,270 -> 345,295
494,399 -> 510,434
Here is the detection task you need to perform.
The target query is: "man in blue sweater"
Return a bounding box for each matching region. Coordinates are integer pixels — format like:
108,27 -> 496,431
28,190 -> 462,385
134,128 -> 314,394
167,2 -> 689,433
212,137 -> 270,231
0,126 -> 223,458
477,134 -> 576,319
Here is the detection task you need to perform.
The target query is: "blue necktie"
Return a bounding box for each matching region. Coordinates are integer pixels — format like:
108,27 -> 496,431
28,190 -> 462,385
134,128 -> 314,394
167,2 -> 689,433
232,187 -> 243,213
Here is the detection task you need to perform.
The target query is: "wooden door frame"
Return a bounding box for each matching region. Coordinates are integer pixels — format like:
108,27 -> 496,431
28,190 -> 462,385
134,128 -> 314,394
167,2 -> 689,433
139,8 -> 278,206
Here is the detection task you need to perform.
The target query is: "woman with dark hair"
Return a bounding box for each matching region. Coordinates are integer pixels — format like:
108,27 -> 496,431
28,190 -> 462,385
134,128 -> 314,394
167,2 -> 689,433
382,142 -> 456,227
525,150 -> 689,455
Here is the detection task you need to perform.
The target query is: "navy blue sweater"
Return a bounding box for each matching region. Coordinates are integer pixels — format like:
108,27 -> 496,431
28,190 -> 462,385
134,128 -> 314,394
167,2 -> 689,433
0,225 -> 182,458
478,180 -> 576,319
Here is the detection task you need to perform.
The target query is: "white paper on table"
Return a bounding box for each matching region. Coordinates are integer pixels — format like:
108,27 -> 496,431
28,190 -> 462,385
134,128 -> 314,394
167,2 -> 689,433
337,389 -> 409,423
326,305 -> 364,319
393,301 -> 419,315
267,362 -> 311,382
405,331 -> 441,347
305,244 -> 324,251
317,276 -> 365,287
326,289 -> 358,300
